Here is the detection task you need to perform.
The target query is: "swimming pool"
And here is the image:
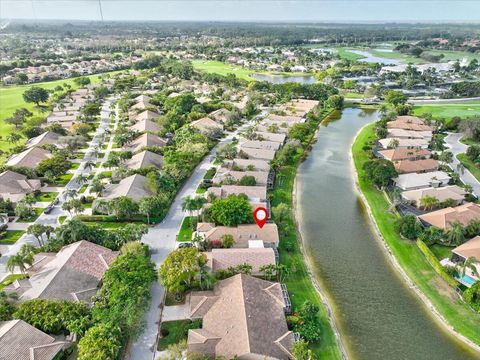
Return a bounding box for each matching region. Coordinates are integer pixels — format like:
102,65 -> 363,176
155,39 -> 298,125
456,274 -> 478,287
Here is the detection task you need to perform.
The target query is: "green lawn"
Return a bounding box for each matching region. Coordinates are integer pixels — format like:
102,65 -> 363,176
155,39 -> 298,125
333,47 -> 366,61
0,274 -> 25,291
457,153 -> 480,182
54,173 -> 74,186
84,221 -> 127,229
157,320 -> 200,351
269,108 -> 342,359
195,187 -> 206,194
178,217 -> 193,242
0,230 -> 25,245
70,163 -> 80,170
35,192 -> 58,202
79,184 -> 88,194
412,103 -> 480,120
430,244 -> 453,261
352,123 -> 480,347
17,208 -> 43,223
0,70 -> 122,153
58,215 -> 67,224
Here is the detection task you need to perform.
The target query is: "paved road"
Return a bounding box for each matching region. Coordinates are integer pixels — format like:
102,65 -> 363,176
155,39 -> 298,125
125,115 -> 263,360
0,97 -> 116,281
445,132 -> 480,196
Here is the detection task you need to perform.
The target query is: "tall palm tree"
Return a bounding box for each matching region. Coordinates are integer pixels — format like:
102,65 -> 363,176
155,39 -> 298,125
419,195 -> 439,211
462,256 -> 479,277
181,196 -> 195,218
447,221 -> 466,246
65,188 -> 78,200
84,160 -> 96,171
6,251 -> 33,275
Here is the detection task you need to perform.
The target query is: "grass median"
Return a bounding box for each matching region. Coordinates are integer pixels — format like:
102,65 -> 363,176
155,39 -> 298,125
352,123 -> 480,347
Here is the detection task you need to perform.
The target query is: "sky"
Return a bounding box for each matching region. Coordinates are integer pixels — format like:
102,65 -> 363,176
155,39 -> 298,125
0,1 -> 479,23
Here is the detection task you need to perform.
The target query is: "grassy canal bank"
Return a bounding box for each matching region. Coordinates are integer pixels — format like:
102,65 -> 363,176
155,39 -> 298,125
270,107 -> 343,360
352,123 -> 480,350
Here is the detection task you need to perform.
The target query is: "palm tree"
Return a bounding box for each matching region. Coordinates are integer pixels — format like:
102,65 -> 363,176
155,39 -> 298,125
77,174 -> 88,185
6,250 -> 33,275
84,160 -> 96,171
65,188 -> 78,200
387,138 -> 399,149
181,196 -> 196,218
90,179 -> 105,196
446,221 -> 466,246
462,256 -> 479,277
456,163 -> 465,175
419,195 -> 439,211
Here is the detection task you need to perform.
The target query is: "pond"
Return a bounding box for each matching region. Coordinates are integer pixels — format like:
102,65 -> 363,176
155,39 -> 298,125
297,107 -> 480,360
349,49 -> 401,65
250,73 -> 316,84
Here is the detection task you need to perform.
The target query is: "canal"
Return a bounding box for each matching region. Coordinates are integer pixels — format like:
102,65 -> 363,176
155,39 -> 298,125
296,107 -> 480,360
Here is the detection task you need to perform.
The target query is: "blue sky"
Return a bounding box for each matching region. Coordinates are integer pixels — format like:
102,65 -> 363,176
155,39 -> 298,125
1,1 -> 479,22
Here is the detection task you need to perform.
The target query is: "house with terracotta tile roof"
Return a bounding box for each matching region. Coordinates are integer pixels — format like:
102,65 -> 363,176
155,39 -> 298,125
124,150 -> 163,170
196,223 -> 279,248
213,168 -> 269,186
238,146 -> 276,161
387,128 -> 432,140
207,185 -> 267,202
125,133 -> 167,153
401,185 -> 467,207
205,248 -> 276,274
101,174 -> 154,201
378,148 -> 431,162
129,119 -> 160,133
452,236 -> 480,263
394,158 -> 439,174
378,137 -> 429,150
418,203 -> 480,230
4,241 -> 118,303
0,320 -> 70,360
187,274 -> 293,359
0,170 -> 41,203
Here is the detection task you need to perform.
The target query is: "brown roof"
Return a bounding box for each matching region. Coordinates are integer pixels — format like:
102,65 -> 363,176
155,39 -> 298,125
387,117 -> 433,131
207,185 -> 267,201
126,133 -> 167,152
238,146 -> 276,161
213,169 -> 269,185
209,108 -> 232,124
6,147 -> 52,169
401,185 -> 467,205
134,110 -> 159,122
191,117 -> 224,133
418,203 -> 480,230
0,320 -> 67,360
187,274 -> 293,359
241,140 -> 281,151
394,159 -> 439,174
198,223 -> 279,247
5,240 -> 118,303
124,150 -> 163,170
0,171 -> 41,202
224,158 -> 271,172
378,148 -> 431,161
452,236 -> 480,261
129,119 -> 160,133
206,248 -> 276,274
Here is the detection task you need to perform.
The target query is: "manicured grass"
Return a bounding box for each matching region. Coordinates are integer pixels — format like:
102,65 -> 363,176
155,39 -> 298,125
79,184 -> 88,194
58,215 -> 67,224
457,153 -> 480,182
334,47 -> 366,61
352,123 -> 480,346
157,320 -> 197,351
54,173 -> 74,186
70,163 -> 80,170
0,70 -> 122,153
0,274 -> 25,290
17,208 -> 43,223
0,230 -> 25,245
177,217 -> 193,242
191,60 -> 311,81
99,170 -> 112,178
341,91 -> 363,99
412,103 -> 480,120
269,108 -> 342,359
195,187 -> 206,194
35,192 -> 58,202
460,137 -> 480,146
84,221 -> 127,229
430,244 -> 453,261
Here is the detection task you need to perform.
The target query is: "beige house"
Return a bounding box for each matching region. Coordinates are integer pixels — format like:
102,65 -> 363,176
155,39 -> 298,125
378,137 -> 429,150
453,236 -> 480,263
126,133 -> 167,153
213,168 -> 269,186
4,241 -> 118,303
196,223 -> 279,248
394,171 -> 450,191
102,174 -> 154,201
129,119 -> 160,133
207,185 -> 267,202
209,108 -> 232,124
0,170 -> 41,203
255,131 -> 287,144
387,128 -> 432,140
0,320 -> 70,360
401,185 -> 467,207
6,147 -> 52,169
25,131 -> 62,148
191,117 -> 224,134
241,140 -> 282,151
205,248 -> 276,274
223,158 -> 271,172
133,110 -> 160,122
238,146 -> 276,161
124,150 -> 164,170
418,203 -> 480,230
187,274 -> 293,359
378,148 -> 431,162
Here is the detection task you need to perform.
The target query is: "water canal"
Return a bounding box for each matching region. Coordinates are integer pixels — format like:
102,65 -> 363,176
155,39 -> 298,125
296,107 -> 480,360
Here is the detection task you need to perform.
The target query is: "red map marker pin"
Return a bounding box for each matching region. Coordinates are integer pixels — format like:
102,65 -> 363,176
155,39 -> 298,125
253,207 -> 268,228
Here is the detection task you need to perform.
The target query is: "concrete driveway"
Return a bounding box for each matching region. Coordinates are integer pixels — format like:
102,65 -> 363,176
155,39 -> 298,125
445,132 -> 480,196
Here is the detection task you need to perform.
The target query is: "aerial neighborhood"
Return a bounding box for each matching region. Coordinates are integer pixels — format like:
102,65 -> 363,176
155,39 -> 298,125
1,18 -> 480,360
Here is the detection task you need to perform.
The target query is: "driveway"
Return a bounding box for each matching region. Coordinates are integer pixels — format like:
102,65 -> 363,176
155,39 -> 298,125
444,132 -> 480,196
125,115 -> 263,360
0,96 -> 116,281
